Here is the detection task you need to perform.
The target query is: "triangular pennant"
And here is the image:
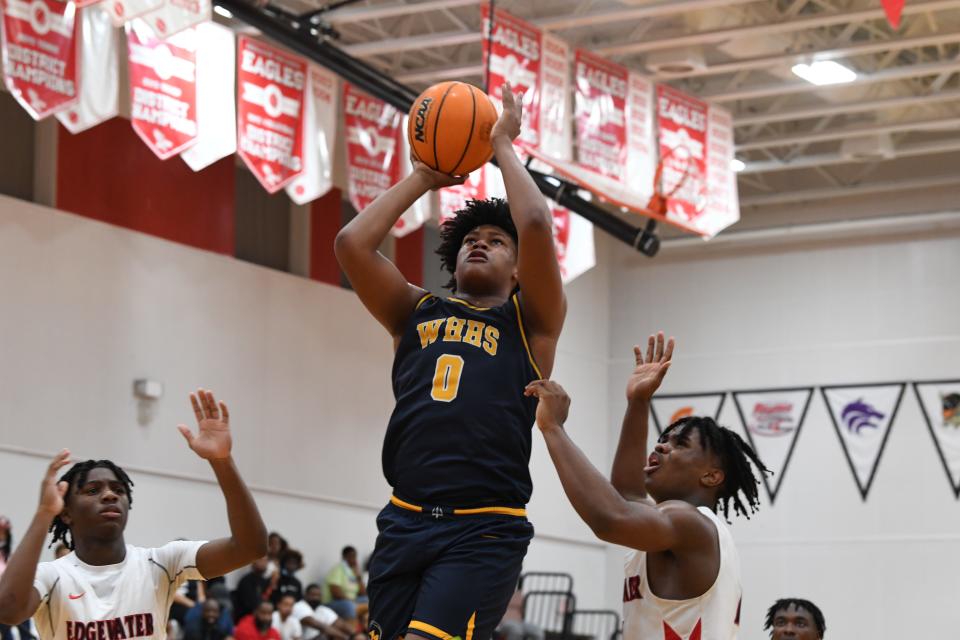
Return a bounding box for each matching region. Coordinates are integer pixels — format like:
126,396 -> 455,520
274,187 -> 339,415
881,0 -> 905,29
913,379 -> 960,499
56,5 -> 119,133
650,392 -> 726,434
731,387 -> 812,504
286,64 -> 337,205
180,21 -> 235,171
822,383 -> 905,501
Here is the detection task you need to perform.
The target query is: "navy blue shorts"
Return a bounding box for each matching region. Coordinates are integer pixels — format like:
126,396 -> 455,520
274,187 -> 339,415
367,498 -> 533,640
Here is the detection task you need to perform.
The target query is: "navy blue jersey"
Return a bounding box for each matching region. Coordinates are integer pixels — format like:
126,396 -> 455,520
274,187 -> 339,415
383,293 -> 541,507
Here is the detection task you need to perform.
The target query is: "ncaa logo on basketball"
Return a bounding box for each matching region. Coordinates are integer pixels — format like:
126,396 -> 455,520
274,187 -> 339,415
413,97 -> 433,143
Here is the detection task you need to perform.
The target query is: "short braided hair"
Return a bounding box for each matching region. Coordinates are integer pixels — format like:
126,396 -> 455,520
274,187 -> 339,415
50,460 -> 133,550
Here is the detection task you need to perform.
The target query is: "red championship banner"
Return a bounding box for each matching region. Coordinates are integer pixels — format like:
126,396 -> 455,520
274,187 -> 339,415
550,204 -> 594,284
72,0 -> 103,7
236,36 -> 306,193
539,34 -> 570,161
656,84 -> 708,225
703,106 -> 740,237
625,73 -> 656,191
481,5 -> 540,150
343,82 -> 400,213
1,0 -> 78,119
439,169 -> 487,224
127,21 -> 197,160
575,49 -> 628,180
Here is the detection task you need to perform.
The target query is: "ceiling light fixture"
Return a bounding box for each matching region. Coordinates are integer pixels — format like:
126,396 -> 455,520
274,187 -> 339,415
731,158 -> 746,173
213,5 -> 233,18
791,60 -> 857,86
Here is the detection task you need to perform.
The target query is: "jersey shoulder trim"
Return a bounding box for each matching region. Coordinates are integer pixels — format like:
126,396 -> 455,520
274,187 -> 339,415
415,293 -> 435,310
446,296 -> 491,311
512,293 -> 543,379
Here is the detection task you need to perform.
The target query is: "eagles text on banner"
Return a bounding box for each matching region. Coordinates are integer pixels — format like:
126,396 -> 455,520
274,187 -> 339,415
343,82 -> 401,214
2,0 -> 79,119
236,35 -> 307,193
732,387 -> 813,504
821,383 -> 906,501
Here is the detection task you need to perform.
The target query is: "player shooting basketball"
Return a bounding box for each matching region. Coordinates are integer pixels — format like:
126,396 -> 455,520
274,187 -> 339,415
525,333 -> 770,639
0,390 -> 267,640
334,82 -> 564,640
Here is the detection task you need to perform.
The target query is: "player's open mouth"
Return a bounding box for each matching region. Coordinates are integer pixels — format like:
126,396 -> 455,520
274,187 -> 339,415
644,453 -> 661,474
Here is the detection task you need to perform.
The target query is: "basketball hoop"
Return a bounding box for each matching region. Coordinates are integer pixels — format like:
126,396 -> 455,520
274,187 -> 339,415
645,142 -> 692,218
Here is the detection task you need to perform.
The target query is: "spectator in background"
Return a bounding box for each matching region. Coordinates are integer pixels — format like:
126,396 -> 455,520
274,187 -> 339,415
765,598 -> 826,639
234,557 -> 274,621
266,533 -> 288,579
271,595 -> 301,640
235,602 -> 280,640
294,584 -> 359,640
0,517 -> 35,640
322,547 -> 367,627
495,582 -> 542,640
172,577 -> 206,629
185,599 -> 233,640
272,550 -> 304,605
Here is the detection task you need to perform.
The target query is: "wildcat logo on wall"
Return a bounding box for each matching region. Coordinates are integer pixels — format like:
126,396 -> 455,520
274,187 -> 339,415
649,392 -> 726,435
731,387 -> 812,504
822,383 -> 905,501
913,380 -> 960,498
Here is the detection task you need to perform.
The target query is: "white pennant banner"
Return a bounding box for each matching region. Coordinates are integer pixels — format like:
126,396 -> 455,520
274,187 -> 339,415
913,380 -> 960,498
57,6 -> 119,133
286,65 -> 337,205
732,387 -> 812,503
650,392 -> 727,434
180,21 -> 234,171
822,383 -> 905,501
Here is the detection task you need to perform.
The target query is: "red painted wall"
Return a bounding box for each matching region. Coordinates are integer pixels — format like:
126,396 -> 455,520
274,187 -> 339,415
56,118 -> 235,255
309,188 -> 343,286
395,227 -> 424,288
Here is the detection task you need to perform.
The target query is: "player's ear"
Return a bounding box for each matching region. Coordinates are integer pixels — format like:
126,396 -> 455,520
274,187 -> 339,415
701,467 -> 724,489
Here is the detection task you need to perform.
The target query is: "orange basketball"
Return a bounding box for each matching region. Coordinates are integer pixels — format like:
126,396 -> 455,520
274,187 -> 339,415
408,81 -> 498,176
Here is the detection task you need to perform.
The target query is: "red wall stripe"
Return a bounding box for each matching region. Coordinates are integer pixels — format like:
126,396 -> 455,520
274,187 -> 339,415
309,188 -> 343,285
56,119 -> 235,255
395,227 -> 424,288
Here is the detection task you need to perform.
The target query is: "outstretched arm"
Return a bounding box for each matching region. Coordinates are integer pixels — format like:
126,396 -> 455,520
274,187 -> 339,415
526,380 -> 710,552
178,390 -> 268,579
334,166 -> 464,338
493,83 -> 565,373
611,333 -> 674,502
0,451 -> 72,625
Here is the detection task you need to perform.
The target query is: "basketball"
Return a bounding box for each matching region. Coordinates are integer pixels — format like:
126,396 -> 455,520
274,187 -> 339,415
408,81 -> 498,176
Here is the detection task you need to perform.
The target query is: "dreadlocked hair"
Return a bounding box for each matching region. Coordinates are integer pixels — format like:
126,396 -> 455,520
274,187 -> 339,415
764,598 -> 826,637
435,198 -> 518,292
661,416 -> 771,520
49,460 -> 134,550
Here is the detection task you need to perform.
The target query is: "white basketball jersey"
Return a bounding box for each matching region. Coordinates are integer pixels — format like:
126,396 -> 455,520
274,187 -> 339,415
622,507 -> 741,640
32,541 -> 206,640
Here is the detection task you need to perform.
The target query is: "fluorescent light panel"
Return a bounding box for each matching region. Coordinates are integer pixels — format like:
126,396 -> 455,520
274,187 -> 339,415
791,60 -> 857,86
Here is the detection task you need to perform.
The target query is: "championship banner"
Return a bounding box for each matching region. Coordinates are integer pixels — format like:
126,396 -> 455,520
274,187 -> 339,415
822,383 -> 905,501
574,49 -> 628,180
731,387 -> 813,504
343,82 -> 401,213
550,203 -> 594,284
141,0 -> 210,40
237,35 -> 306,193
1,0 -> 78,119
180,21 -> 234,171
650,392 -> 726,435
481,5 -> 540,150
538,33 -> 571,162
625,73 -> 656,198
391,114 -> 432,238
286,65 -> 336,205
913,380 -> 960,498
107,0 -> 162,27
56,5 -> 118,133
656,84 -> 708,227
127,20 -> 198,160
703,105 -> 740,237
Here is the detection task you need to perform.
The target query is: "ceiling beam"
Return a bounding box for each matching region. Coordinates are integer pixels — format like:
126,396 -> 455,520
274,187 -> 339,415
734,89 -> 960,126
657,29 -> 960,80
536,0 -> 759,32
736,114 -> 960,151
343,29 -> 477,57
396,63 -> 484,84
740,138 -> 960,173
739,174 -> 960,206
707,58 -> 960,103
325,0 -> 477,24
595,0 -> 960,57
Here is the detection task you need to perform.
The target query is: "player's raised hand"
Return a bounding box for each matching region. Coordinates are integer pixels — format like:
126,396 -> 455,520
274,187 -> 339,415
525,380 -> 571,433
626,332 -> 675,403
411,154 -> 468,188
38,449 -> 71,517
179,389 -> 232,461
491,81 -> 523,143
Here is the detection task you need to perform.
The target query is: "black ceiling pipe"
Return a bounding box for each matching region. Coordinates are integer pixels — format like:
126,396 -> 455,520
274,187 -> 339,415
216,0 -> 659,256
